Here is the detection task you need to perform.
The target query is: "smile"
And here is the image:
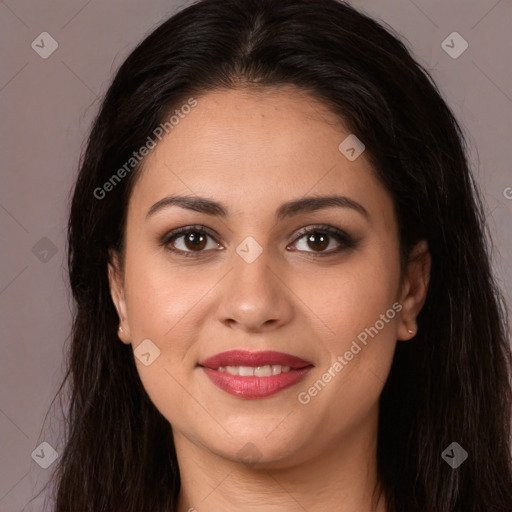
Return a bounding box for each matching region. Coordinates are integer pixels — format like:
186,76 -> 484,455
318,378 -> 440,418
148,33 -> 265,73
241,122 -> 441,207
215,364 -> 292,376
198,350 -> 314,399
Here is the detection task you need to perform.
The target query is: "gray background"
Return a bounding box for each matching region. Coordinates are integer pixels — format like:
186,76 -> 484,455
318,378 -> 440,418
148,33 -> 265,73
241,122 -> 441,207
1,1 -> 511,510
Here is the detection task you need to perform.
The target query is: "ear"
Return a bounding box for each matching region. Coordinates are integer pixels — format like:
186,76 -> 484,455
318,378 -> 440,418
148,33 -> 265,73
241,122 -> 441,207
397,240 -> 431,341
107,249 -> 132,344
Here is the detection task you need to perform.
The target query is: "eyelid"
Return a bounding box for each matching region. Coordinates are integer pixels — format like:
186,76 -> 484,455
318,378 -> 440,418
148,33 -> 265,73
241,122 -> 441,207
164,224 -> 218,240
290,224 -> 354,245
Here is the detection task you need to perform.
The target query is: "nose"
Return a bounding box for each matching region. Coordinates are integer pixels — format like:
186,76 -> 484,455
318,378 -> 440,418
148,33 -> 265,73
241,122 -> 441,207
216,248 -> 295,333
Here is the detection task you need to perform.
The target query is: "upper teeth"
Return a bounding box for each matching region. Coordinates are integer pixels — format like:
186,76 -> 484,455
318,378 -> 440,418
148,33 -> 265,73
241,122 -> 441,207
216,365 -> 292,376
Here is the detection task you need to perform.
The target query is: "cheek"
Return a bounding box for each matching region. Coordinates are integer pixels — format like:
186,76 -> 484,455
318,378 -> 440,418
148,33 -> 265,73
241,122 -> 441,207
295,242 -> 400,406
122,255 -> 204,422
296,241 -> 401,338
302,295 -> 398,439
123,249 -> 203,339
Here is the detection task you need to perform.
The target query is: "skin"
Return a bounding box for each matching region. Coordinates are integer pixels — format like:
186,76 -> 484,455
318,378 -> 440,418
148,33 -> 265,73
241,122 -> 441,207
108,87 -> 431,512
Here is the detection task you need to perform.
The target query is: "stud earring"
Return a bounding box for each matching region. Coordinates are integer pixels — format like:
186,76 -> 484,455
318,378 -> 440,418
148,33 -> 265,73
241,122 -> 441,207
118,326 -> 123,333
407,328 -> 414,334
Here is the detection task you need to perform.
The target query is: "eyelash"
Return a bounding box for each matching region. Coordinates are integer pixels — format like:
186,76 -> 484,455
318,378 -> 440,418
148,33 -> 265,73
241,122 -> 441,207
160,224 -> 358,258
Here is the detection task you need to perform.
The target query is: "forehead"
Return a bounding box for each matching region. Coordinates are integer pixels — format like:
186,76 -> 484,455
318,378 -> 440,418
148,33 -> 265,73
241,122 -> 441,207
127,87 -> 392,224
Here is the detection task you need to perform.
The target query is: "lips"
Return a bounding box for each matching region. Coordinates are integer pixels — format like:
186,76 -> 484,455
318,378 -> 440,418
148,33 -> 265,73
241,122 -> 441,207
198,350 -> 314,399
199,350 -> 312,369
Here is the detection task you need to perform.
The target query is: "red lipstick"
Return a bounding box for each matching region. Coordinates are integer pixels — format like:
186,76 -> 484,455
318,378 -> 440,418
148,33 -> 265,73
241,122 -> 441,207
198,350 -> 314,399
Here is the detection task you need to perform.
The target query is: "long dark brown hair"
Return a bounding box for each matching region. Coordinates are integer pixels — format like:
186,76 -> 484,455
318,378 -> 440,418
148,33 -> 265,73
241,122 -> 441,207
36,0 -> 512,510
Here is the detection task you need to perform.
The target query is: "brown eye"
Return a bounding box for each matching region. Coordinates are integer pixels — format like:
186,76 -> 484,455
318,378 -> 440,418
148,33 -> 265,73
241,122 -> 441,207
289,225 -> 357,255
304,232 -> 330,252
162,226 -> 222,257
181,232 -> 208,251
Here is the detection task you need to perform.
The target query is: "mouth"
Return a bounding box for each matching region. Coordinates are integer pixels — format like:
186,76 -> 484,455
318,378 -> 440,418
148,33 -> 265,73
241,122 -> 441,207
198,350 -> 314,399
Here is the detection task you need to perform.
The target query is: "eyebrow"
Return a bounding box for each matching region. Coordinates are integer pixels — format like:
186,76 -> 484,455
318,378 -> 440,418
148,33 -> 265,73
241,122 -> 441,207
146,194 -> 369,221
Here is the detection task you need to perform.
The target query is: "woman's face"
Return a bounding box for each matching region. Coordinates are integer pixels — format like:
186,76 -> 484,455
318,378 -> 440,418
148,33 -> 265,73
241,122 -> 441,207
109,87 -> 429,469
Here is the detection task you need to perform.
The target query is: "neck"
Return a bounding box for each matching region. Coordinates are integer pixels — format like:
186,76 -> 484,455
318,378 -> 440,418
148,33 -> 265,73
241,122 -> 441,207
174,406 -> 386,512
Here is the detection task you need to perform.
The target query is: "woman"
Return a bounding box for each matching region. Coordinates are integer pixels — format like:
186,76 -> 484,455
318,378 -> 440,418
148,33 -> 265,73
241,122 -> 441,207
45,0 -> 512,510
